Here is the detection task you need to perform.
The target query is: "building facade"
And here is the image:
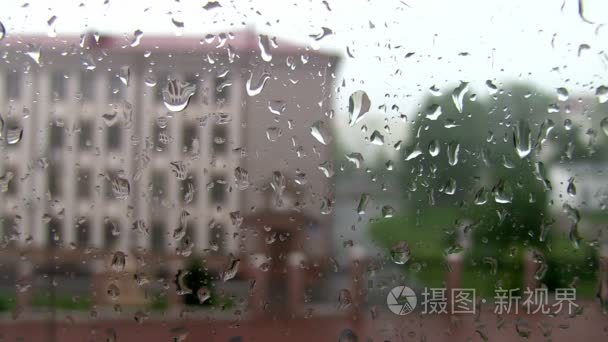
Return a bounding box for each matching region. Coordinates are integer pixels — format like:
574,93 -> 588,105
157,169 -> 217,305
0,30 -> 340,310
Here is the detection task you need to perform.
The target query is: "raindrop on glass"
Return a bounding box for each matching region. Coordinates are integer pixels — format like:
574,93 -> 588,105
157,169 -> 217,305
111,251 -> 126,272
513,119 -> 532,158
451,81 -> 469,113
447,141 -> 460,166
162,79 -> 196,112
348,90 -> 371,126
246,70 -> 271,96
390,241 -> 411,264
258,34 -> 272,62
310,120 -> 333,145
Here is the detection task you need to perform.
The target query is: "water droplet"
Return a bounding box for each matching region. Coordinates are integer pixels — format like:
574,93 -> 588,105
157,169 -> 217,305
102,112 -> 118,127
513,119 -> 532,158
0,21 -> 6,41
447,141 -> 460,166
318,161 -> 334,178
230,211 -> 243,228
111,251 -> 126,272
119,66 -> 130,86
265,126 -> 282,142
390,241 -> 411,264
382,205 -> 395,218
369,130 -> 384,145
144,75 -> 157,87
172,18 -> 184,36
405,143 -> 423,160
451,81 -> 469,113
345,153 -> 364,168
111,173 -> 130,200
600,118 -> 608,137
134,310 -> 148,324
47,15 -> 57,38
26,44 -> 41,66
567,177 -> 576,196
474,187 -> 488,205
197,287 -> 211,304
6,127 -> 23,145
268,100 -> 286,115
176,269 -> 192,295
515,318 -> 531,338
338,329 -> 358,342
425,104 -> 442,121
348,90 -> 371,126
429,85 -> 442,96
428,140 -> 440,157
329,257 -> 339,272
356,193 -> 370,215
246,70 -> 271,96
309,27 -> 333,41
337,289 -> 352,310
443,178 -> 456,195
258,34 -> 272,62
0,171 -> 13,192
170,161 -> 187,180
597,85 -> 608,103
485,80 -> 498,95
493,180 -> 513,204
130,29 -> 143,47
270,171 -> 286,207
234,167 -> 250,190
310,120 -> 333,145
162,79 -> 196,112
107,283 -> 120,300
556,87 -> 569,101
221,255 -> 240,282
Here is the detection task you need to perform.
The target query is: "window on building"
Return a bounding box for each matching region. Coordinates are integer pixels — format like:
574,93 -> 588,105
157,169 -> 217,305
209,221 -> 225,253
5,71 -> 21,99
104,169 -> 118,200
5,166 -> 18,196
47,163 -> 62,197
151,170 -> 167,202
182,123 -> 198,152
150,221 -> 165,253
78,120 -> 93,150
104,219 -> 119,249
1,216 -> 17,247
49,123 -> 64,150
51,70 -> 67,100
106,123 -> 122,150
47,217 -> 62,248
80,71 -> 95,101
76,219 -> 89,247
77,169 -> 91,198
153,125 -> 169,153
210,175 -> 226,204
180,177 -> 197,204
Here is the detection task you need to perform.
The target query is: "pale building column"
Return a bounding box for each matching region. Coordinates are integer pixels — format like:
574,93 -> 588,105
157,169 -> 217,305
288,252 -> 306,316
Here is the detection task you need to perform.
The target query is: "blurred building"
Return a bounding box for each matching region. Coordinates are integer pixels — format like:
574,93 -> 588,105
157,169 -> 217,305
0,29 -> 340,311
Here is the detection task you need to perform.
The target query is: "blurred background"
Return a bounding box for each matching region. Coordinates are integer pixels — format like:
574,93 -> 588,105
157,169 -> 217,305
1,0 -> 608,341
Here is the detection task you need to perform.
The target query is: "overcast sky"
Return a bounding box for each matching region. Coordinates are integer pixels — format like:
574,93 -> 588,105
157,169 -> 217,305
2,0 -> 608,160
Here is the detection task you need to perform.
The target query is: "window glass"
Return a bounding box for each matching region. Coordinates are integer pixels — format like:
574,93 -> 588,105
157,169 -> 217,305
2,2 -> 608,341
50,70 -> 67,100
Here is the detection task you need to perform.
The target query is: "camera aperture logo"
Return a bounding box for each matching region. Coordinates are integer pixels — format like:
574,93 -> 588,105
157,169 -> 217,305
387,286 -> 417,315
